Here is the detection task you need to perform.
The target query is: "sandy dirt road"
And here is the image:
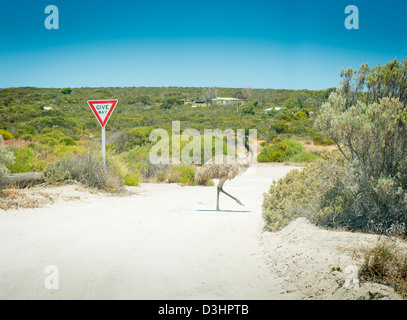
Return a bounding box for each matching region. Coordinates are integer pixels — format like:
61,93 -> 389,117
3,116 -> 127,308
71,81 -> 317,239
0,164 -> 300,300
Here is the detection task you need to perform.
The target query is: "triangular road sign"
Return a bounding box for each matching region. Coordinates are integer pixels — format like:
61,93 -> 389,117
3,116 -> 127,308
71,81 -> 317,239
87,100 -> 118,128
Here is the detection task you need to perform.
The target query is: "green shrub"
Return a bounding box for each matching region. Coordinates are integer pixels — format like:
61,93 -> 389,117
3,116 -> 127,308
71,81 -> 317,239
60,88 -> 72,94
242,104 -> 255,115
53,144 -> 83,158
107,153 -> 141,187
0,135 -> 15,179
270,123 -> 290,134
312,135 -> 334,146
59,137 -> 76,146
9,147 -> 36,173
271,137 -> 282,145
167,164 -> 196,185
275,114 -> 292,122
289,151 -> 319,163
21,134 -> 33,141
0,129 -> 13,140
262,152 -> 352,231
124,172 -> 141,186
312,62 -> 407,237
294,109 -> 309,120
257,146 -> 286,162
262,151 -> 407,236
257,139 -> 314,163
33,130 -> 66,145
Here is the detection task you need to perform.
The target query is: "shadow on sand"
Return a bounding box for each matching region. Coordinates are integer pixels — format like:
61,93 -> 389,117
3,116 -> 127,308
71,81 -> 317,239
196,210 -> 252,213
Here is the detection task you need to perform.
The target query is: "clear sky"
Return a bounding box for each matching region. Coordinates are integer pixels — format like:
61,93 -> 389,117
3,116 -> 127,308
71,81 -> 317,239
0,0 -> 406,89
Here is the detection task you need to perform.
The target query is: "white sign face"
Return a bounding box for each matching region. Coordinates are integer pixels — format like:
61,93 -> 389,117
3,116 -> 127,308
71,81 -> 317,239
87,100 -> 118,127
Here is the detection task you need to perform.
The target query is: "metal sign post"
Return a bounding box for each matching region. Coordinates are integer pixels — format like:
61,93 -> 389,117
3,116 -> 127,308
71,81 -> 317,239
87,100 -> 118,168
101,126 -> 106,167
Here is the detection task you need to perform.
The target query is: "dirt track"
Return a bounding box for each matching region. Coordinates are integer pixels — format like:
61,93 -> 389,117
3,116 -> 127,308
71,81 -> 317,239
0,164 -> 299,299
0,163 -> 402,300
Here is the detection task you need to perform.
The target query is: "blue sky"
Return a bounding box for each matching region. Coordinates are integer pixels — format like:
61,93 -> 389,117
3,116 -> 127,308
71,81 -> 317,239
0,0 -> 406,89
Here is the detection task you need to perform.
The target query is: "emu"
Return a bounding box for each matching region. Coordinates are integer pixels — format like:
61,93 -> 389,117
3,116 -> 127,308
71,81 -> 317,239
195,136 -> 253,211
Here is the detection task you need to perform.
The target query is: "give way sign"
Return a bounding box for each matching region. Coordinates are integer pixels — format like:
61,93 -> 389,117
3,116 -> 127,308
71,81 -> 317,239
87,100 -> 118,128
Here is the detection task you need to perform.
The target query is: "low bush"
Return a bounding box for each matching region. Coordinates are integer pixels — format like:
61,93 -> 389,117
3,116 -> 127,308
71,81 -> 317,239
0,129 -> 13,140
167,164 -> 196,185
107,153 -> 141,187
262,152 -> 407,237
44,151 -> 123,192
9,147 -> 36,173
59,137 -> 76,146
289,151 -> 319,163
312,134 -> 335,146
262,152 -> 351,231
270,122 -> 290,134
0,136 -> 15,183
257,139 -> 317,163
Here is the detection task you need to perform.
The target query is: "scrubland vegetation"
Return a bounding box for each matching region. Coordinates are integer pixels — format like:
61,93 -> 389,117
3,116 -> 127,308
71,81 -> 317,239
263,59 -> 407,238
0,86 -> 333,191
1,59 -> 407,298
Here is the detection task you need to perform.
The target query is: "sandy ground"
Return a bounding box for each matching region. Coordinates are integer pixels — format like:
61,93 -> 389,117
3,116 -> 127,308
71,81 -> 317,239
0,163 -> 404,300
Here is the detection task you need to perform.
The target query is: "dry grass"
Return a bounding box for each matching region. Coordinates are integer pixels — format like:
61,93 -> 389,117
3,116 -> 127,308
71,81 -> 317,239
360,241 -> 407,298
0,188 -> 49,210
301,141 -> 337,153
44,152 -> 124,193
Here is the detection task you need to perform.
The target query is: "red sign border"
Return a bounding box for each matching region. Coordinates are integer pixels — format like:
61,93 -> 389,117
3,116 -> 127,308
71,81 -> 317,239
87,100 -> 118,128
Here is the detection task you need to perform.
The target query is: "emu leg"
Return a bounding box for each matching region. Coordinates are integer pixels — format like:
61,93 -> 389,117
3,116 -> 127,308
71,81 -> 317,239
220,188 -> 244,206
216,178 -> 227,211
217,178 -> 244,208
216,186 -> 221,211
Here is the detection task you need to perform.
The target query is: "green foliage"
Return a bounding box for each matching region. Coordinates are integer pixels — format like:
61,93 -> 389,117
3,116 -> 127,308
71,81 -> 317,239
107,154 -> 141,187
262,152 -> 353,231
242,101 -> 257,115
314,62 -> 407,236
59,137 -> 76,146
29,116 -> 78,131
0,86 -> 333,186
267,108 -> 279,117
60,88 -> 72,94
264,59 -> 407,237
33,130 -> 66,145
124,172 -> 141,186
258,146 -> 286,162
0,136 -> 15,177
258,139 -> 316,163
9,147 -> 36,173
312,135 -> 335,146
53,144 -> 83,158
127,127 -> 153,148
0,129 -> 13,140
167,164 -> 196,185
160,95 -> 184,109
0,86 -> 330,145
275,113 -> 292,122
294,109 -> 309,120
289,151 -> 319,163
24,126 -> 36,135
270,123 -> 290,134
